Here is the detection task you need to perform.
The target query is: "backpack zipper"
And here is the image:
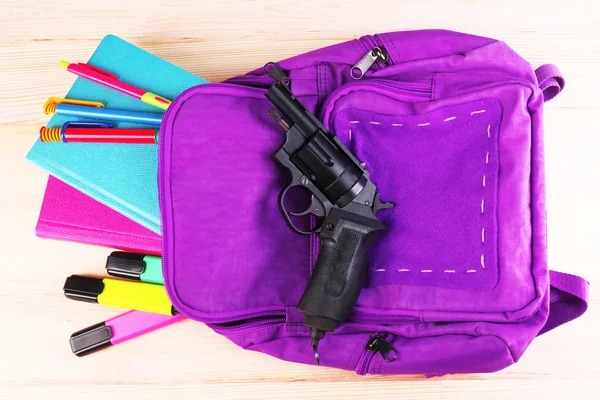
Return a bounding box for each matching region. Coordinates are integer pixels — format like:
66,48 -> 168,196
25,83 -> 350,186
352,35 -> 394,79
227,36 -> 391,83
208,314 -> 286,332
318,79 -> 431,127
223,75 -> 279,88
348,311 -> 420,325
357,333 -> 398,375
360,35 -> 388,64
351,46 -> 390,80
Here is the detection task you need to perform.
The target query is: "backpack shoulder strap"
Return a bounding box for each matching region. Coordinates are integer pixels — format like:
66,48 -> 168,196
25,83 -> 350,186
538,270 -> 590,335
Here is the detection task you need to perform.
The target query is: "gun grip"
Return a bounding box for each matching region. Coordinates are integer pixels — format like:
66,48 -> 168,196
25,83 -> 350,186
297,208 -> 385,330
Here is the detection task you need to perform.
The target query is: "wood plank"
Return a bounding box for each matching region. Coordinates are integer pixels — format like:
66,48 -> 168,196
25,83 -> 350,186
1,0 -> 598,398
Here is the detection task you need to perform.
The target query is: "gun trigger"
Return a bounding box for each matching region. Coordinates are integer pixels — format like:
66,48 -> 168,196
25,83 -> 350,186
373,192 -> 394,214
289,195 -> 326,218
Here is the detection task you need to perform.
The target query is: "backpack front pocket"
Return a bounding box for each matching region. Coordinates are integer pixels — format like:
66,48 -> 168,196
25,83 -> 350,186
336,98 -> 501,292
319,76 -> 544,322
159,83 -> 312,323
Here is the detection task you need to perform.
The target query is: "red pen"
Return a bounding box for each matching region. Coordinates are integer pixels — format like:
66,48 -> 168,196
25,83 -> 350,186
60,61 -> 171,110
40,122 -> 158,144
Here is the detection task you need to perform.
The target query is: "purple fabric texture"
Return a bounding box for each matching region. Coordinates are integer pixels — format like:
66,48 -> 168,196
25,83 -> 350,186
535,64 -> 565,102
333,100 -> 500,291
160,85 -> 308,318
321,81 -> 539,316
158,29 -> 589,375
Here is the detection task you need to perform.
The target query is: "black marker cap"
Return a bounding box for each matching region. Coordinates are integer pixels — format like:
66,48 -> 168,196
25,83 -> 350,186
105,251 -> 146,280
63,275 -> 104,303
69,322 -> 112,356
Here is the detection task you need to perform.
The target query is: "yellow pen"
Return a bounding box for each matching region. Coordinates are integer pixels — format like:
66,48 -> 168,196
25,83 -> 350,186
63,275 -> 176,316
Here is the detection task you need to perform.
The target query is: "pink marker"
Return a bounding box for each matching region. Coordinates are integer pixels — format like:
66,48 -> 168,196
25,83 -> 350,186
60,61 -> 172,110
69,310 -> 185,356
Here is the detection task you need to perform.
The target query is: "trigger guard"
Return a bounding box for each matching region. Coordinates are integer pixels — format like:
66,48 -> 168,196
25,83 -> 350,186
278,184 -> 323,235
289,195 -> 326,218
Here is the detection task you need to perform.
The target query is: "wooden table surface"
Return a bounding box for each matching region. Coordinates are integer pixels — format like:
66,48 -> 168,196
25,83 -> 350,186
1,1 -> 598,399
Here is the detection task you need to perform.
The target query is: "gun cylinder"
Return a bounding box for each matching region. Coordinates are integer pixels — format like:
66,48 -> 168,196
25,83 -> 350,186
292,131 -> 363,205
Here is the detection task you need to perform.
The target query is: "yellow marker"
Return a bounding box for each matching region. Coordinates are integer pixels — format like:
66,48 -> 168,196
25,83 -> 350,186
63,275 -> 175,316
141,92 -> 171,110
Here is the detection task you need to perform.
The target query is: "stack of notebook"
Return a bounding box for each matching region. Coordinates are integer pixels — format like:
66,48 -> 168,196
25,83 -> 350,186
27,34 -> 207,252
26,34 -> 208,355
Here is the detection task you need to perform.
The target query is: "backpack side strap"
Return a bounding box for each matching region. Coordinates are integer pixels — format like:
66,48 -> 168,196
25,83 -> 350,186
535,64 -> 566,102
538,270 -> 590,335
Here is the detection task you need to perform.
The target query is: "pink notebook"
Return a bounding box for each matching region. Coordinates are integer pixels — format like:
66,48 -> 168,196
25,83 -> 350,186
36,176 -> 162,255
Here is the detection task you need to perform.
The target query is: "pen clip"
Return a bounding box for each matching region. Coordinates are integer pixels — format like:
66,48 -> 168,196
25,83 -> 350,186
62,121 -> 113,130
43,97 -> 105,114
61,121 -> 113,142
79,63 -> 119,80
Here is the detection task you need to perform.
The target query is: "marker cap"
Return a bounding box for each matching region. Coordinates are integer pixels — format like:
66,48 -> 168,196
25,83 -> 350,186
139,255 -> 163,284
63,275 -> 104,303
69,322 -> 113,356
105,251 -> 146,280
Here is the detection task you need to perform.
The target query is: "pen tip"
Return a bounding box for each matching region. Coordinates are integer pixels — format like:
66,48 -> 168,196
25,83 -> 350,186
59,60 -> 70,69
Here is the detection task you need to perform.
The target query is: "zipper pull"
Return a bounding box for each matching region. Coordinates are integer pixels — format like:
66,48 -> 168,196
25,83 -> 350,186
366,337 -> 397,362
351,46 -> 389,80
264,62 -> 290,86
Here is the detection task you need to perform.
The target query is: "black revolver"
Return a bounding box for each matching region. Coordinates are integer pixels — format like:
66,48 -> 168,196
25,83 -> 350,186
264,63 -> 393,365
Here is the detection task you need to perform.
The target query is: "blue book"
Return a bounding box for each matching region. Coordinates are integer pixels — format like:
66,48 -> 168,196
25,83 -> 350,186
26,35 -> 207,234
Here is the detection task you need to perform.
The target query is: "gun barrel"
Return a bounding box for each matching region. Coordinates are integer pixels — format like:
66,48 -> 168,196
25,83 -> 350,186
265,84 -> 305,125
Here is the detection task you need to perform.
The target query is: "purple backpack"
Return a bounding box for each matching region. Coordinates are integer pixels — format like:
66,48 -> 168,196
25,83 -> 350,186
158,29 -> 589,375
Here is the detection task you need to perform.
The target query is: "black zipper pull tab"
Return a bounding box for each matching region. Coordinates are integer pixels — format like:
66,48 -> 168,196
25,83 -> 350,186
366,337 -> 397,362
264,62 -> 290,87
351,46 -> 389,80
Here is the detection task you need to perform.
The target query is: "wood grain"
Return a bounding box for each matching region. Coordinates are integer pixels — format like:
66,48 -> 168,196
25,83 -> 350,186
0,1 -> 598,399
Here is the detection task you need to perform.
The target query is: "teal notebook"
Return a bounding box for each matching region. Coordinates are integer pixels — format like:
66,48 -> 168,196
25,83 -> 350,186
26,35 -> 207,234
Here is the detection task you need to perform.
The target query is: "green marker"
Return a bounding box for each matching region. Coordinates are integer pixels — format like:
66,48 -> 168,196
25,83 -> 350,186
105,251 -> 163,285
